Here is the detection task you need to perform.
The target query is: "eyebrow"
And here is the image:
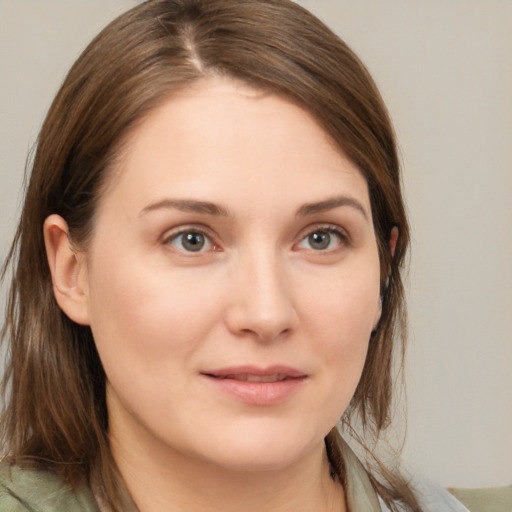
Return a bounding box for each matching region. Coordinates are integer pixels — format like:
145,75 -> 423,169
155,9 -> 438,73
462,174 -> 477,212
140,199 -> 230,217
140,195 -> 368,220
296,196 -> 369,220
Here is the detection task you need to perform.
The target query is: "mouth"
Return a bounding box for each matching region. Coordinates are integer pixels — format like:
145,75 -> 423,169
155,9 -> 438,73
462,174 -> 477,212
206,373 -> 293,383
202,365 -> 307,381
200,366 -> 308,405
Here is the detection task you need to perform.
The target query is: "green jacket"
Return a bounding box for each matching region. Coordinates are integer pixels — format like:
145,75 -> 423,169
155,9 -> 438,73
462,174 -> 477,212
0,463 -> 99,512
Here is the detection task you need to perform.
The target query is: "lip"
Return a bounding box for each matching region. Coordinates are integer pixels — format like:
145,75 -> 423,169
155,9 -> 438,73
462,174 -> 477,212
201,365 -> 308,406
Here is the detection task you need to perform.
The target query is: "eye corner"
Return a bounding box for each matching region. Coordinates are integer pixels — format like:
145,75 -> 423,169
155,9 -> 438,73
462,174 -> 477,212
293,224 -> 349,253
162,226 -> 221,255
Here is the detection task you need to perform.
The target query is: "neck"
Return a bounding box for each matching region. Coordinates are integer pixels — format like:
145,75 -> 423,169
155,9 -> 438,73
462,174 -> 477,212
109,426 -> 346,512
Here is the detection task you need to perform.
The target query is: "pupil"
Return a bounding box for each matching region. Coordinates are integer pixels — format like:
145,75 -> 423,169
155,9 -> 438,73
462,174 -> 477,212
309,231 -> 330,250
183,233 -> 205,252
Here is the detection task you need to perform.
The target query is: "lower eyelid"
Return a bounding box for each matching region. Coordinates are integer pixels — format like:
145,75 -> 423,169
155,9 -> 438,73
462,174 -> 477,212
293,225 -> 350,252
164,229 -> 215,252
162,225 -> 349,253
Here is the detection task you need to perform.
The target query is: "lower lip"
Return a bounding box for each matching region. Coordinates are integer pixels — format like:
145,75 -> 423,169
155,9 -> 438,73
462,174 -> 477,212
202,375 -> 307,406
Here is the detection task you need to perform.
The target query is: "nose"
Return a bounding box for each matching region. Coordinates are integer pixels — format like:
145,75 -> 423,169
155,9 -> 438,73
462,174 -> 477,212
224,250 -> 298,342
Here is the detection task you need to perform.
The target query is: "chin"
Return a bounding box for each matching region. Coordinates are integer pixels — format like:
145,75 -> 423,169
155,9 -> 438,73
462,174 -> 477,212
193,424 -> 324,473
210,449 -> 304,473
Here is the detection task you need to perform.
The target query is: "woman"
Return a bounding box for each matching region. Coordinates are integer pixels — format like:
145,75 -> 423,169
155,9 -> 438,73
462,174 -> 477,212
0,1 -> 477,511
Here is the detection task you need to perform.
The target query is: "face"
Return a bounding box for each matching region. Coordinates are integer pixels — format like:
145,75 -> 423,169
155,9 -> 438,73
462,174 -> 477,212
79,77 -> 381,472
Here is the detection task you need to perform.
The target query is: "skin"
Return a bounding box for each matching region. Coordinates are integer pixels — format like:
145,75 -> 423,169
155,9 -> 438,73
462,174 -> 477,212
45,77 -> 383,512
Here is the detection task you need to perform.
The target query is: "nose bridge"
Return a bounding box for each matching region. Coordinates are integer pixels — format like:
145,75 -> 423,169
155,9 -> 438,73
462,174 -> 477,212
227,244 -> 297,341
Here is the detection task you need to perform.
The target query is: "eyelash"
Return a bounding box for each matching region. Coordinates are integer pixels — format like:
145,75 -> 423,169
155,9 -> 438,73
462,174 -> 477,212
294,224 -> 348,252
163,226 -> 218,254
162,224 -> 349,254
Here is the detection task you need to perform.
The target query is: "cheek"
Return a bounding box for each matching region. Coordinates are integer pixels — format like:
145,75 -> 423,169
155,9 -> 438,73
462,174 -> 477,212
300,258 -> 380,406
85,258 -> 224,388
303,259 -> 381,343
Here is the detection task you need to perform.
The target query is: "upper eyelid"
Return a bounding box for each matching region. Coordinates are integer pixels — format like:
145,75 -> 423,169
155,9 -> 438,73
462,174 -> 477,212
296,223 -> 349,240
293,223 -> 350,252
162,227 -> 219,256
161,225 -> 219,251
161,224 -> 215,242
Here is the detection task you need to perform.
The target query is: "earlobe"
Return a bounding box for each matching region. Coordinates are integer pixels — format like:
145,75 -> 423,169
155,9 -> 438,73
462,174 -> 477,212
43,214 -> 91,325
372,296 -> 382,333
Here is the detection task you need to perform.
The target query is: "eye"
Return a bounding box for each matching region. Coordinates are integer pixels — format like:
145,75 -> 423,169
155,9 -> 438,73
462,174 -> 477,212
296,227 -> 346,252
166,230 -> 214,253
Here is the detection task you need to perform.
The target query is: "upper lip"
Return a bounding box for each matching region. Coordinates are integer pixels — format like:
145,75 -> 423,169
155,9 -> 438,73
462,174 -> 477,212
202,365 -> 307,379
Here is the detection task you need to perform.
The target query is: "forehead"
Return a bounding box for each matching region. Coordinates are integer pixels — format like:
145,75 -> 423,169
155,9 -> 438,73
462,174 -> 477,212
99,76 -> 370,217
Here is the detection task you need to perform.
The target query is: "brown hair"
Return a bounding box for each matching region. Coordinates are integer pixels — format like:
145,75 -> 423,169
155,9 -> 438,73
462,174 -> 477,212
1,0 -> 417,510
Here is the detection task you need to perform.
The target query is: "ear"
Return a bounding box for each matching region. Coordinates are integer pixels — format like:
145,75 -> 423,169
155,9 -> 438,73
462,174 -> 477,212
389,226 -> 399,258
373,227 -> 399,332
43,214 -> 91,325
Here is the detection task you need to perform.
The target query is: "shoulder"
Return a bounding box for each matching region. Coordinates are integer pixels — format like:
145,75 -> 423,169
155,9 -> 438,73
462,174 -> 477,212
0,461 -> 99,512
448,486 -> 512,512
412,476 -> 512,512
